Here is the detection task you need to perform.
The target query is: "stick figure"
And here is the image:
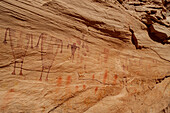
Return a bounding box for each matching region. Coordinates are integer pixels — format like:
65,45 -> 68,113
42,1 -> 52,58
36,33 -> 63,81
3,28 -> 32,75
67,42 -> 80,62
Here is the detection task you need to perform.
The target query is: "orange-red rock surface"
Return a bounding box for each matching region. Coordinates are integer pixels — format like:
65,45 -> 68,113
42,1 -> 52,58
0,0 -> 169,113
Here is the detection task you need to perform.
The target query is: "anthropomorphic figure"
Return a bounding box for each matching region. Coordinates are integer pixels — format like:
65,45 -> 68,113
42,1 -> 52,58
3,28 -> 33,75
80,34 -> 89,73
67,42 -> 80,62
36,33 -> 63,81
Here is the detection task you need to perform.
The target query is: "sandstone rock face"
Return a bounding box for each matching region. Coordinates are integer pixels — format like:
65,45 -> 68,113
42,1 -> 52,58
0,0 -> 169,113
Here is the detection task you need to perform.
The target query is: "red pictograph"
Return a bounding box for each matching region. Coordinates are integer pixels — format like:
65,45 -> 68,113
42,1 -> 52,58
1,89 -> 15,110
79,34 -> 89,73
113,74 -> 118,84
82,34 -> 89,52
67,42 -> 80,62
66,75 -> 71,85
36,33 -> 63,81
92,74 -> 95,80
3,28 -> 33,75
76,38 -> 81,46
103,48 -> 109,63
83,85 -> 86,90
57,76 -> 62,86
103,70 -> 108,84
95,87 -> 98,94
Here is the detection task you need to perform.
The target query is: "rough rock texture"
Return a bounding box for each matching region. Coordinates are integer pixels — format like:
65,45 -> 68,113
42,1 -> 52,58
0,0 -> 169,113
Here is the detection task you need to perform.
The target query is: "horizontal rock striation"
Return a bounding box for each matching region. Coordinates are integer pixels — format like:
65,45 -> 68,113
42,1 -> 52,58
0,0 -> 169,113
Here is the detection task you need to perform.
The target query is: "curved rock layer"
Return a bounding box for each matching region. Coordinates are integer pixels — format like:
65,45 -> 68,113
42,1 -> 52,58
0,0 -> 169,113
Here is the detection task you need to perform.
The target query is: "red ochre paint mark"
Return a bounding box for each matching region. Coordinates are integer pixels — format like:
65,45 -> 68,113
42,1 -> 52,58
1,89 -> 15,110
92,74 -> 95,80
75,86 -> 79,92
103,48 -> 109,63
57,77 -> 62,86
123,65 -> 128,71
9,89 -> 15,92
4,28 -> 31,76
31,34 -> 33,48
76,39 -> 81,45
37,33 -> 63,81
85,45 -> 89,52
95,87 -> 98,94
68,43 -> 80,61
82,52 -> 87,56
77,49 -> 80,59
66,75 -> 71,85
83,85 -> 86,90
113,74 -> 118,84
103,70 -> 108,84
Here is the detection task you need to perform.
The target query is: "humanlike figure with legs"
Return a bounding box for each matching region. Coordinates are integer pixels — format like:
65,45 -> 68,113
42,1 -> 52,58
36,33 -> 63,81
67,42 -> 80,62
3,28 -> 32,75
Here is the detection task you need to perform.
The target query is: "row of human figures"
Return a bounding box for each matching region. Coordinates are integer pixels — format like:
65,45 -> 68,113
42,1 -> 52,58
3,28 -> 89,81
